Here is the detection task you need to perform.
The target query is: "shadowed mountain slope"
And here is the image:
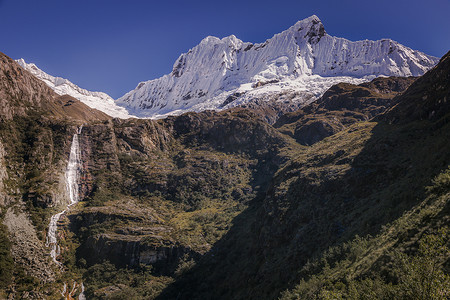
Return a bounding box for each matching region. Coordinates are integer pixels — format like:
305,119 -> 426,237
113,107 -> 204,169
156,52 -> 450,299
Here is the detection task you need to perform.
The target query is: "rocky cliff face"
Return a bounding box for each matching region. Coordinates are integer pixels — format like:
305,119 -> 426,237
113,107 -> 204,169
0,141 -> 9,208
1,52 -> 110,123
65,109 -> 291,280
0,52 -> 55,120
0,52 -> 110,298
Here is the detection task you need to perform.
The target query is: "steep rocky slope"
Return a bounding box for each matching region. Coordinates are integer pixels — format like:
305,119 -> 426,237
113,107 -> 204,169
1,53 -> 110,123
0,52 -> 109,298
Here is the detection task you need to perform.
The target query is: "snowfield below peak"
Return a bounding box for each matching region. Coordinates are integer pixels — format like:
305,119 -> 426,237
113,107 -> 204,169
16,59 -> 135,119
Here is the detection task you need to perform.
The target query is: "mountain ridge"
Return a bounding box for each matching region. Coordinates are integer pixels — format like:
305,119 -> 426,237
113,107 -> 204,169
117,15 -> 438,118
15,59 -> 135,119
0,53 -> 109,123
13,16 -> 439,121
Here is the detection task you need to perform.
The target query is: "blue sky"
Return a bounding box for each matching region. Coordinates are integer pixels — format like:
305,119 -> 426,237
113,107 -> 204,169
1,0 -> 449,98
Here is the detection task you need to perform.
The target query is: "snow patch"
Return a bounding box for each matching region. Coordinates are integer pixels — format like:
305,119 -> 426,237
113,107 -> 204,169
16,59 -> 135,119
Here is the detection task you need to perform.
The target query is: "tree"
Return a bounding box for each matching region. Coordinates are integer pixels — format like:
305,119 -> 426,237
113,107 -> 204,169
397,228 -> 450,300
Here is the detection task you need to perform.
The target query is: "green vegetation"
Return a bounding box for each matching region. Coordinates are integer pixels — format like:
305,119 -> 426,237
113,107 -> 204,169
154,112 -> 450,299
278,165 -> 450,299
280,229 -> 450,300
0,223 -> 14,291
1,51 -> 449,299
83,261 -> 173,300
44,112 -> 292,298
0,115 -> 70,240
0,112 -> 77,298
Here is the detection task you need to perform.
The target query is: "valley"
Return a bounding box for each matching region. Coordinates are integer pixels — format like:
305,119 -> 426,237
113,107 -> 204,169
0,14 -> 449,300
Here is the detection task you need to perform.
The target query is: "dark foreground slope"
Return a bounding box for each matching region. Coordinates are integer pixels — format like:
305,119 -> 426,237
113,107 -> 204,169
156,52 -> 450,299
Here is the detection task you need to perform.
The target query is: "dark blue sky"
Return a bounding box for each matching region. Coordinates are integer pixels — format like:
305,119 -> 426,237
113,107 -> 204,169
1,0 -> 449,98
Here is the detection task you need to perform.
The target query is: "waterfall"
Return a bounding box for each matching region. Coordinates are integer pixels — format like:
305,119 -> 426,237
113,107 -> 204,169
46,127 -> 82,263
46,126 -> 86,298
79,283 -> 86,300
66,127 -> 81,206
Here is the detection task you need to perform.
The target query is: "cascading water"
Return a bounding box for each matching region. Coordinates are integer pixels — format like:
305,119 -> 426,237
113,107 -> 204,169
46,126 -> 82,263
46,126 -> 85,299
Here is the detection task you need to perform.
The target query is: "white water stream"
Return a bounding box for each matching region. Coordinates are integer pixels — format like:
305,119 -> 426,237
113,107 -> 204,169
46,126 -> 85,299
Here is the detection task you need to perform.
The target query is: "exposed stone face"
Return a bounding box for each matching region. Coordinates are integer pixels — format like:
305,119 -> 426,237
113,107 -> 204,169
0,52 -> 112,298
0,52 -> 110,123
0,141 -> 10,207
3,207 -> 55,282
0,52 -> 55,120
60,108 -> 290,279
113,118 -> 173,154
170,109 -> 287,153
83,233 -> 189,269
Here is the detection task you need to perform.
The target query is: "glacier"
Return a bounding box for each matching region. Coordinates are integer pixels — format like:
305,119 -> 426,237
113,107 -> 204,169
117,15 -> 439,118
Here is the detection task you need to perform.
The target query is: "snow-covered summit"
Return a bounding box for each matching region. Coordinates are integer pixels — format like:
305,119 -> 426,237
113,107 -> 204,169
16,59 -> 134,119
117,15 -> 439,118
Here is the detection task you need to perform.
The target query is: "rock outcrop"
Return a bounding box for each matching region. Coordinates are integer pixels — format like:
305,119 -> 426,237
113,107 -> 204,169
3,207 -> 55,282
275,76 -> 416,145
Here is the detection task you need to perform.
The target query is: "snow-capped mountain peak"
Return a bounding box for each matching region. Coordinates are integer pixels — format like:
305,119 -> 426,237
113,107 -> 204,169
15,59 -> 134,119
291,14 -> 325,39
117,15 -> 439,118
14,16 -> 440,120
